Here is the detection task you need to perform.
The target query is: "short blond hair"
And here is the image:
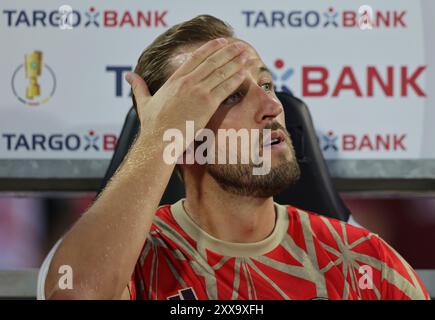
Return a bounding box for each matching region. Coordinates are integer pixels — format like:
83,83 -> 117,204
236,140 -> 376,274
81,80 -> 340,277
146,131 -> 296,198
132,15 -> 234,109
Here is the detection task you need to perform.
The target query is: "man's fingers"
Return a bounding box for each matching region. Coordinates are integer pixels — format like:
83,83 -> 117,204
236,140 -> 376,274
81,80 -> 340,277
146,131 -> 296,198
212,69 -> 247,104
190,41 -> 247,82
202,51 -> 249,90
125,72 -> 151,104
172,38 -> 228,78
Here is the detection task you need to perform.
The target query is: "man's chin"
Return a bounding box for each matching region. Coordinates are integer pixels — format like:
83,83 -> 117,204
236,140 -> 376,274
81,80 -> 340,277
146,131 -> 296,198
206,160 -> 300,198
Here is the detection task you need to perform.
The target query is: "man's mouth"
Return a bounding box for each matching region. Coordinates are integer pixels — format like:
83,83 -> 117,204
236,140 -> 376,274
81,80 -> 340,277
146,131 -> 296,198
264,129 -> 285,148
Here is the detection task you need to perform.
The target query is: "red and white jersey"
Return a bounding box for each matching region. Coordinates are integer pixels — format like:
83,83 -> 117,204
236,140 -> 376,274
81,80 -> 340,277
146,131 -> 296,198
130,199 -> 429,300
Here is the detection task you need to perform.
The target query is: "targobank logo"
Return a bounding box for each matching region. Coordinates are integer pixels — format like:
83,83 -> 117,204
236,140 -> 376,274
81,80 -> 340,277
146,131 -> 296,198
1,131 -> 118,153
242,7 -> 407,29
2,7 -> 168,28
270,59 -> 426,98
319,131 -> 407,153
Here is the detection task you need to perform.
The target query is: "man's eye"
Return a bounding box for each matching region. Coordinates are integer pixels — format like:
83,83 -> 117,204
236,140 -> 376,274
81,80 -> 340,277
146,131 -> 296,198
261,82 -> 273,91
223,92 -> 243,105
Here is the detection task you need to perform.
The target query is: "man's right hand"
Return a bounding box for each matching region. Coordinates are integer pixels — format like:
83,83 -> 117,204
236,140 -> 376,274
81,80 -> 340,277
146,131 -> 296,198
126,38 -> 249,144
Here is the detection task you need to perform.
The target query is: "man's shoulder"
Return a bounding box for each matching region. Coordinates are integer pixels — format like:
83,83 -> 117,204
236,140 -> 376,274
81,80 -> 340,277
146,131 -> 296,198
283,204 -> 429,299
283,204 -> 381,255
284,204 -> 371,237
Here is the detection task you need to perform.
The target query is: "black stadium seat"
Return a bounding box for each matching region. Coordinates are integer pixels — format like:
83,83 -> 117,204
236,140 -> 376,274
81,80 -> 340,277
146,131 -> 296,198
99,92 -> 351,221
273,92 -> 350,220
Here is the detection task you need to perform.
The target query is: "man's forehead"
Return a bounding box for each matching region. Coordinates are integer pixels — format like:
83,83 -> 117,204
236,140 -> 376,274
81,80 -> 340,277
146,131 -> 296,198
169,38 -> 267,74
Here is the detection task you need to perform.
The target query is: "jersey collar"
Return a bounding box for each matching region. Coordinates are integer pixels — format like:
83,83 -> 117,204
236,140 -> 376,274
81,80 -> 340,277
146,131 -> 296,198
170,198 -> 289,257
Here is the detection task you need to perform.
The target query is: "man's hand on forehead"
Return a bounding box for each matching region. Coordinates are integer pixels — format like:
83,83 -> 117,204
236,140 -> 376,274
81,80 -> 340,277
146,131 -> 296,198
125,38 -> 251,148
169,39 -> 258,71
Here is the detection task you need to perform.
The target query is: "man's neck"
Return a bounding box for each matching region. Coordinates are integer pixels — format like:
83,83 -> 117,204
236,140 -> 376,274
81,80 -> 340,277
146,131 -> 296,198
183,172 -> 277,243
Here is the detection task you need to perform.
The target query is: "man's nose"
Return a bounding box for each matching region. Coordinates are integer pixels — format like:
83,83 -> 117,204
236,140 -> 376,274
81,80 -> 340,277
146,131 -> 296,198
252,86 -> 283,124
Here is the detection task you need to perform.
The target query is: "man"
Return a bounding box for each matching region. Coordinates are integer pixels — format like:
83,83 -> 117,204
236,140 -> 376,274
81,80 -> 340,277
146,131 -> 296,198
42,15 -> 429,300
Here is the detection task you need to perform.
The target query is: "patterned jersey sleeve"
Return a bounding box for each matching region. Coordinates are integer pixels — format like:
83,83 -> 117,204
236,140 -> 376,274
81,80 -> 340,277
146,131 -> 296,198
372,234 -> 430,300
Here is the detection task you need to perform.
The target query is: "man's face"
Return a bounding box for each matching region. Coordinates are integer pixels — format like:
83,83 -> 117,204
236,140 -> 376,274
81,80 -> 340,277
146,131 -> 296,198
171,39 -> 300,197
